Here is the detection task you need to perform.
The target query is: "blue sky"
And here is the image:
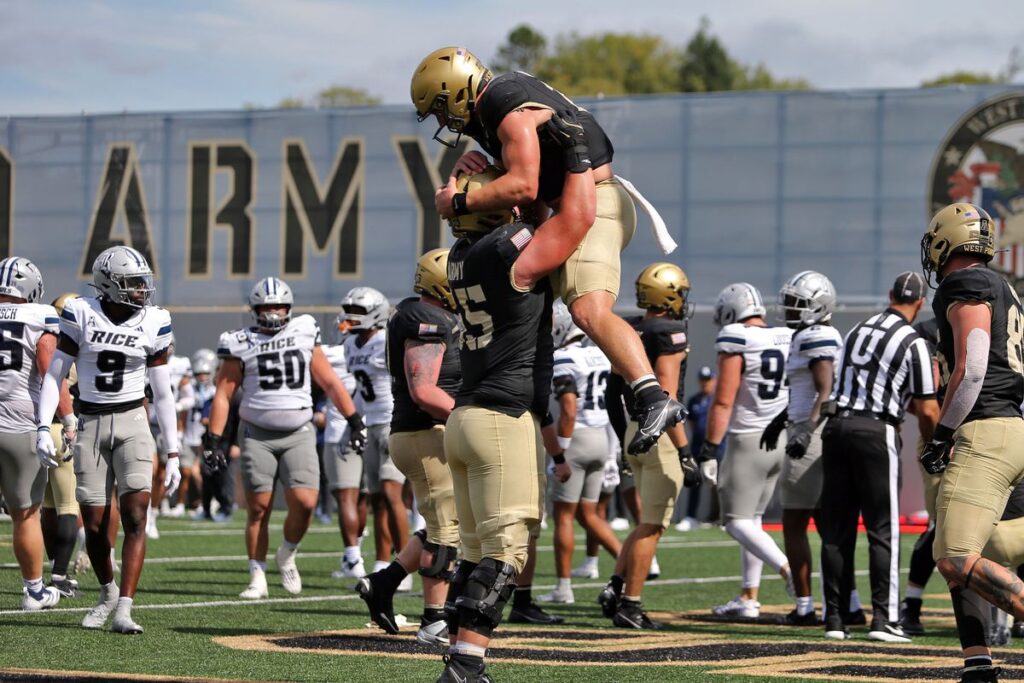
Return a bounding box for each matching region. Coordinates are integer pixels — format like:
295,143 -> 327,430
2,0 -> 1023,116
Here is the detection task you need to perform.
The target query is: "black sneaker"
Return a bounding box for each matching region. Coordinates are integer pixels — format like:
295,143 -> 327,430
843,608 -> 867,626
960,665 -> 1002,682
354,574 -> 399,634
598,584 -> 621,618
867,621 -> 911,643
49,577 -> 79,599
783,608 -> 818,626
824,614 -> 850,640
612,601 -> 663,630
436,653 -> 492,683
508,601 -> 564,624
627,396 -> 685,455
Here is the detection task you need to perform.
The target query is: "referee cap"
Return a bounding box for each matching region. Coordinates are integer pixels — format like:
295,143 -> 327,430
891,271 -> 926,304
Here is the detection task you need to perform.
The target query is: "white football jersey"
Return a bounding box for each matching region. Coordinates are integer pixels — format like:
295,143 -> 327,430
217,314 -> 321,412
343,330 -> 393,427
552,341 -> 611,429
61,296 -> 173,408
184,380 -> 215,446
787,324 -> 844,423
323,342 -> 358,443
715,323 -> 794,433
0,302 -> 60,432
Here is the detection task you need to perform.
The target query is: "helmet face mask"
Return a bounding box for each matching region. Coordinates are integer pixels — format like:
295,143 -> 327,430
92,246 -> 155,308
248,277 -> 294,332
777,271 -> 836,329
635,262 -> 692,320
340,287 -> 390,331
0,257 -> 45,303
254,304 -> 291,332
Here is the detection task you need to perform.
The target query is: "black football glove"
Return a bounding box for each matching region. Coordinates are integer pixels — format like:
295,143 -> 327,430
921,425 -> 955,475
346,413 -> 368,456
761,409 -> 788,451
678,445 -> 701,488
544,108 -> 591,174
785,421 -> 816,460
618,456 -> 633,480
201,431 -> 228,474
696,440 -> 719,486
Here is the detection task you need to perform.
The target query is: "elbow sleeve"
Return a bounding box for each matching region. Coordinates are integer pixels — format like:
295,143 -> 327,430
148,365 -> 180,453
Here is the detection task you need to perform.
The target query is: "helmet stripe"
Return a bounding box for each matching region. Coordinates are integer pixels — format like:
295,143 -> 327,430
0,260 -> 8,288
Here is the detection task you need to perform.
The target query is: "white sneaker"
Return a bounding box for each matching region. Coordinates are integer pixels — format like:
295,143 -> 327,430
571,561 -> 599,579
711,596 -> 760,618
610,517 -> 630,531
867,622 -> 912,643
21,586 -> 60,611
239,570 -> 269,599
165,503 -> 186,519
825,629 -> 851,640
397,573 -> 413,593
332,556 -> 366,579
647,556 -> 661,580
145,509 -> 159,540
275,546 -> 302,594
674,516 -> 699,532
82,585 -> 119,629
537,586 -> 575,604
111,606 -> 144,634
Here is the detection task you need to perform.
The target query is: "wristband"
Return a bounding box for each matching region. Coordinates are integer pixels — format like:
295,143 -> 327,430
452,192 -> 470,216
60,414 -> 77,430
933,423 -> 955,443
556,436 -> 572,451
551,453 -> 566,465
36,425 -> 49,433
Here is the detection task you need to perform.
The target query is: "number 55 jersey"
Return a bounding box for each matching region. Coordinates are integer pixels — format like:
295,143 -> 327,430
714,323 -> 793,432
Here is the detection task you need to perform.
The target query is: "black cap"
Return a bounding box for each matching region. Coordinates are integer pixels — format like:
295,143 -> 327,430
892,271 -> 926,304
698,366 -> 714,380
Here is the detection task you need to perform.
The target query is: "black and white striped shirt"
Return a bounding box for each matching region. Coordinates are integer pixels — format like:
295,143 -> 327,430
834,308 -> 936,421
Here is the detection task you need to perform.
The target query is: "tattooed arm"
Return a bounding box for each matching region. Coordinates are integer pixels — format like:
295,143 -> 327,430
405,340 -> 455,420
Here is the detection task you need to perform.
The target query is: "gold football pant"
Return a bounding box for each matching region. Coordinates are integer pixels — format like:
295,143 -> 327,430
933,417 -> 1024,560
624,422 -> 682,528
389,425 -> 460,547
43,424 -> 79,515
444,406 -> 544,573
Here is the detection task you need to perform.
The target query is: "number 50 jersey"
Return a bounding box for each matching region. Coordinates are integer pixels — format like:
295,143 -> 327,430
714,323 -> 793,433
60,296 -> 173,412
217,315 -> 320,412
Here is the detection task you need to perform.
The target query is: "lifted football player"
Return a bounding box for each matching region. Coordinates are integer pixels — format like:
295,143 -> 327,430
412,47 -> 683,457
37,246 -> 180,633
920,204 -> 1024,683
208,278 -> 365,600
357,248 -> 461,647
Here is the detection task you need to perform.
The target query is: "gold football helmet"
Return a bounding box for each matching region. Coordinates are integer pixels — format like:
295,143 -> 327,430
636,263 -> 693,319
51,292 -> 79,315
449,166 -> 516,238
411,47 -> 492,147
921,202 -> 995,285
414,248 -> 455,311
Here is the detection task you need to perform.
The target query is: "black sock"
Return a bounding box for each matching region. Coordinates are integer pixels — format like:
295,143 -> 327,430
632,378 -> 666,407
902,597 -> 922,618
609,575 -> 624,596
513,586 -> 532,609
965,656 -> 993,669
423,607 -> 446,623
52,515 -> 79,577
378,561 -> 408,593
621,596 -> 641,608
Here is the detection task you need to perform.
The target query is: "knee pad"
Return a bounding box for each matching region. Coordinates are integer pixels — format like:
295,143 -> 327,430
444,559 -> 476,634
419,540 -> 458,580
455,558 -> 518,638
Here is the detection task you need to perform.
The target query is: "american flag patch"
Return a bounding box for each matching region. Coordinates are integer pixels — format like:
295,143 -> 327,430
419,322 -> 439,336
671,332 -> 687,345
511,228 -> 533,251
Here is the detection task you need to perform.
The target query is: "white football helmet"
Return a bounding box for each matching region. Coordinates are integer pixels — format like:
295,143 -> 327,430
249,277 -> 294,331
341,287 -> 390,331
191,348 -> 216,376
778,270 -> 837,329
92,246 -> 154,308
0,256 -> 45,303
551,300 -> 584,348
713,283 -> 766,327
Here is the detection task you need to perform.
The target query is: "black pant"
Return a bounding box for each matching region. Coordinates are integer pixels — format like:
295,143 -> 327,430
819,415 -> 902,626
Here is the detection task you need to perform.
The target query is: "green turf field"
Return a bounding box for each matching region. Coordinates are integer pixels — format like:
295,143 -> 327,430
0,516 -> 997,682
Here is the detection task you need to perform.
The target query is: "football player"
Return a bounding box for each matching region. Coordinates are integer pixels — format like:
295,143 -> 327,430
357,248 -> 461,647
919,203 -> 1024,683
412,48 -> 684,458
538,301 -> 620,605
341,287 -> 410,583
184,348 -> 220,520
0,258 -> 73,610
36,246 -> 179,633
704,283 -> 796,620
761,271 -> 847,626
599,262 -> 698,630
208,277 -> 365,600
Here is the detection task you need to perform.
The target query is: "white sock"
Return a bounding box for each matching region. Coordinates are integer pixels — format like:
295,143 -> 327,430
849,589 -> 862,612
796,596 -> 814,616
249,560 -> 266,574
556,578 -> 572,592
280,540 -> 299,556
451,641 -> 487,658
51,573 -> 66,582
344,546 -> 361,563
724,518 -> 788,571
100,580 -> 118,601
116,596 -> 133,612
906,585 -> 924,600
374,560 -> 389,572
740,547 -> 763,590
583,555 -> 598,566
24,577 -> 44,594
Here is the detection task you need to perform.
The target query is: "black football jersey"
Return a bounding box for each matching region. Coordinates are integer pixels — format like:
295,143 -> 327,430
933,266 -> 1024,423
912,317 -> 944,402
387,297 -> 461,433
621,314 -> 690,419
447,222 -> 554,418
469,72 -> 614,203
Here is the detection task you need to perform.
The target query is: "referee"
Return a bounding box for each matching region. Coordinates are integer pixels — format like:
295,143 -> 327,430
819,271 -> 939,642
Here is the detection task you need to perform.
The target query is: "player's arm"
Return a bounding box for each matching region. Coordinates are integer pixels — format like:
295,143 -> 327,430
553,376 -> 578,441
35,334 -> 77,430
35,332 -> 74,421
403,340 -> 455,421
655,351 -> 688,449
705,352 -> 741,445
147,352 -> 179,457
808,357 -> 835,424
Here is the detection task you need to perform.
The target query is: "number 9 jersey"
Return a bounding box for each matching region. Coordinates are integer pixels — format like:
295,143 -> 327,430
217,314 -> 320,412
59,296 -> 172,410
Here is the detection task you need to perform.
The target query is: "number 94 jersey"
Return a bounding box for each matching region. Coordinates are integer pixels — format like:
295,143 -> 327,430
217,314 -> 320,412
60,296 -> 173,409
715,323 -> 793,433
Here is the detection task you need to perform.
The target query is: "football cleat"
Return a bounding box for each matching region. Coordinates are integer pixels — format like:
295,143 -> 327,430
843,608 -> 867,626
436,652 -> 493,683
783,608 -> 818,626
712,596 -> 760,619
81,584 -> 119,629
612,602 -> 663,630
239,571 -> 269,600
111,607 -> 144,635
598,583 -> 621,618
49,577 -> 79,599
332,556 -> 367,580
627,396 -> 685,455
960,665 -> 1002,682
21,586 -> 60,611
275,546 -> 302,595
899,598 -> 925,635
416,617 -> 449,648
508,602 -> 564,624
537,585 -> 575,604
355,574 -> 400,635
824,628 -> 851,640
570,560 -> 599,579
867,621 -> 911,643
